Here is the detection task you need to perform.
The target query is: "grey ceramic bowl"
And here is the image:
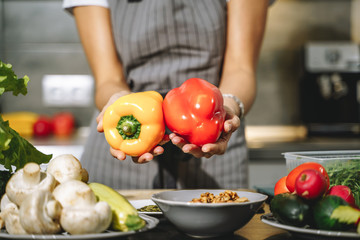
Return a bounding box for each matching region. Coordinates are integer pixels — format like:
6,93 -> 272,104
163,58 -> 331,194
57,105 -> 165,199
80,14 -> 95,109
151,189 -> 267,238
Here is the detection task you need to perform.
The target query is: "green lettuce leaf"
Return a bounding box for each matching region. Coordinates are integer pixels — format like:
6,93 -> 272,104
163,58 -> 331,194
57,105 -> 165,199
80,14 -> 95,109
0,115 -> 52,171
0,60 -> 52,171
0,60 -> 29,96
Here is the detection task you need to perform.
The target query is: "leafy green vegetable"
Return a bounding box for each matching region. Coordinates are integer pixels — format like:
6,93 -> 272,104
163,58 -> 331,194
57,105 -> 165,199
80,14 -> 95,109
0,170 -> 12,199
0,60 -> 29,96
0,115 -> 52,171
327,160 -> 360,207
0,60 -> 52,172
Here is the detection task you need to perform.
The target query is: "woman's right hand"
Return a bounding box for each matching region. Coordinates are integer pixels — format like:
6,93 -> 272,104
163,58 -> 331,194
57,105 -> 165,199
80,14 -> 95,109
96,91 -> 169,163
96,91 -> 131,132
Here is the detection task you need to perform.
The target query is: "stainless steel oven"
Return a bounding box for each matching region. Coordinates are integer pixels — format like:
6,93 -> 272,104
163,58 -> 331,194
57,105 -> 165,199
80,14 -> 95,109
300,41 -> 360,136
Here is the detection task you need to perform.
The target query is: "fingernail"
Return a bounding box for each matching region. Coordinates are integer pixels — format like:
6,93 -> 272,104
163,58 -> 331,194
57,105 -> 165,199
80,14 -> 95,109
202,146 -> 210,153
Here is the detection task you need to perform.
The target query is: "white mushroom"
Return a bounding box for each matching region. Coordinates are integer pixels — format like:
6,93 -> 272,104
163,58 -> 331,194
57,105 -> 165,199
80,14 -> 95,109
53,180 -> 96,207
6,162 -> 56,207
0,202 -> 27,235
0,194 -> 14,230
53,180 -> 112,234
19,190 -> 62,234
0,194 -> 12,212
46,154 -> 89,184
60,201 -> 112,235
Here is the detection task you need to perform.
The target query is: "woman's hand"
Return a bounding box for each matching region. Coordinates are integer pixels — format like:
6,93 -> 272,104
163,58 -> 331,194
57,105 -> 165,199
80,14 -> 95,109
110,135 -> 169,163
96,91 -> 130,132
96,91 -> 169,163
169,105 -> 241,158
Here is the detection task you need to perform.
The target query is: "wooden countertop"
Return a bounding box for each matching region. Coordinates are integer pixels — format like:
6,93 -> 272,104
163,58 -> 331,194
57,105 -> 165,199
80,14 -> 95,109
118,189 -> 290,240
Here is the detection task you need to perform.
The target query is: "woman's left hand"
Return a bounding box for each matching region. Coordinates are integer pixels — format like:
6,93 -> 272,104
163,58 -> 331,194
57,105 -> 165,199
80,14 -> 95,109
169,105 -> 241,158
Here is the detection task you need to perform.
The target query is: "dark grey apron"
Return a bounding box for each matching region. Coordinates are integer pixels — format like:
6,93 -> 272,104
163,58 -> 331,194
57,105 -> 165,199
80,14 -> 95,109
81,0 -> 248,189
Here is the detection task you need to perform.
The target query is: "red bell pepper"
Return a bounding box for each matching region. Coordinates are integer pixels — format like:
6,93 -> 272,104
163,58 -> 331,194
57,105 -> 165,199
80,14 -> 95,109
163,78 -> 226,146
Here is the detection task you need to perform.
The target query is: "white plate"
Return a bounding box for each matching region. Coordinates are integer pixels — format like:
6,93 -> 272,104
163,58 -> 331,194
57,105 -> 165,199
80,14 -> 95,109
0,214 -> 158,240
130,199 -> 162,215
261,213 -> 360,239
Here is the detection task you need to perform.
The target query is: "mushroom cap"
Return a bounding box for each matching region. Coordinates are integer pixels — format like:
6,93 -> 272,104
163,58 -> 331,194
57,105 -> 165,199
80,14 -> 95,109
60,201 -> 112,235
6,163 -> 56,207
47,154 -> 87,184
19,190 -> 62,234
52,180 -> 96,208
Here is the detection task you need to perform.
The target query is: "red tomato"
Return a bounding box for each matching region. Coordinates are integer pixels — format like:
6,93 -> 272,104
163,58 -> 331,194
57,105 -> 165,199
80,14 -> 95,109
295,169 -> 327,200
286,162 -> 329,193
33,116 -> 53,137
53,112 -> 75,137
274,176 -> 290,196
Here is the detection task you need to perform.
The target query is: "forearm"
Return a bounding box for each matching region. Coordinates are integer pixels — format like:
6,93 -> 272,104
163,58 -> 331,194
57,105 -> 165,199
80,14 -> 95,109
220,0 -> 268,117
221,71 -> 256,117
73,6 -> 130,110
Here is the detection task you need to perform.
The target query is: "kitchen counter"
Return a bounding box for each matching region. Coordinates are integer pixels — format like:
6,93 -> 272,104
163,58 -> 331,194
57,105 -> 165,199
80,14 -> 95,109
246,125 -> 360,160
117,189 -> 291,240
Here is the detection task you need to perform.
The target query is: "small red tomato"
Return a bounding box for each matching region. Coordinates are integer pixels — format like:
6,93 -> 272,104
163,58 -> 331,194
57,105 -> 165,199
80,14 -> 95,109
286,162 -> 330,193
274,176 -> 290,196
328,185 -> 356,207
33,116 -> 53,137
52,112 -> 75,137
295,169 -> 327,200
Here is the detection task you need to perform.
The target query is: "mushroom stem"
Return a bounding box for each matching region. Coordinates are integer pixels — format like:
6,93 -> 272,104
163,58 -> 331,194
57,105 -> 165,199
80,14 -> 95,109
0,194 -> 11,211
19,190 -> 62,234
46,200 -> 62,220
23,163 -> 40,187
6,162 -> 56,207
0,203 -> 27,235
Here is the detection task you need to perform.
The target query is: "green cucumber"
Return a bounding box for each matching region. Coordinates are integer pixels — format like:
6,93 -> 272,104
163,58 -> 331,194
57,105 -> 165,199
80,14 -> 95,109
313,195 -> 352,231
270,193 -> 312,227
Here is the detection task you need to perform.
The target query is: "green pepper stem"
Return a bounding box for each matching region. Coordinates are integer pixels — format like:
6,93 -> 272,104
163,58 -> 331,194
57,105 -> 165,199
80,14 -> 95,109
116,115 -> 141,140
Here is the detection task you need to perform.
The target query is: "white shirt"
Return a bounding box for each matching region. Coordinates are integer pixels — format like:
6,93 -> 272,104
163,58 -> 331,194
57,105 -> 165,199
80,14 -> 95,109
63,0 -> 109,13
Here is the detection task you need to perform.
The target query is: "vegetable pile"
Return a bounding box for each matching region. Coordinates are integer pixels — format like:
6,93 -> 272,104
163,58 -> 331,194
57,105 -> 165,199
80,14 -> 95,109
326,161 -> 360,209
271,162 -> 360,234
0,60 -> 146,235
2,111 -> 75,138
0,154 -> 145,235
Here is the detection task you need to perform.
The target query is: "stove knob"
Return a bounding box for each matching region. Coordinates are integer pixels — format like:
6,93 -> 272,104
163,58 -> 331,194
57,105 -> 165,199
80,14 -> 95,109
325,49 -> 341,64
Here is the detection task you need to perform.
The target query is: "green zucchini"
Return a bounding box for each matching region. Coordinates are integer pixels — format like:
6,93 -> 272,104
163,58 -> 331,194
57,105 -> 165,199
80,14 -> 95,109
270,193 -> 312,227
313,195 -> 352,231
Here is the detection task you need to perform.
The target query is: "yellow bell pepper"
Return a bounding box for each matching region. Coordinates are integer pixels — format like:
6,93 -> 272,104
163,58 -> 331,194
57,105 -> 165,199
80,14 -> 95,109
103,91 -> 165,157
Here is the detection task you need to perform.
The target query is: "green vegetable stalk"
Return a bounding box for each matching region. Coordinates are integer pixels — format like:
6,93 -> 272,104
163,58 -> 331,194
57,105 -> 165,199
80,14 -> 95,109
0,60 -> 52,198
326,160 -> 360,207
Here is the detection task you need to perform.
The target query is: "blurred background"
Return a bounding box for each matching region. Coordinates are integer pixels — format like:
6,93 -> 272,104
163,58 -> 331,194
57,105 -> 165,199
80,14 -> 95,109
1,0 -> 359,188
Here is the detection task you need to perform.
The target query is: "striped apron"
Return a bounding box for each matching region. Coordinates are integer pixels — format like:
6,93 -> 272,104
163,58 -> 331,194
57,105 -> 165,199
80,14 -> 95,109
81,0 -> 249,189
